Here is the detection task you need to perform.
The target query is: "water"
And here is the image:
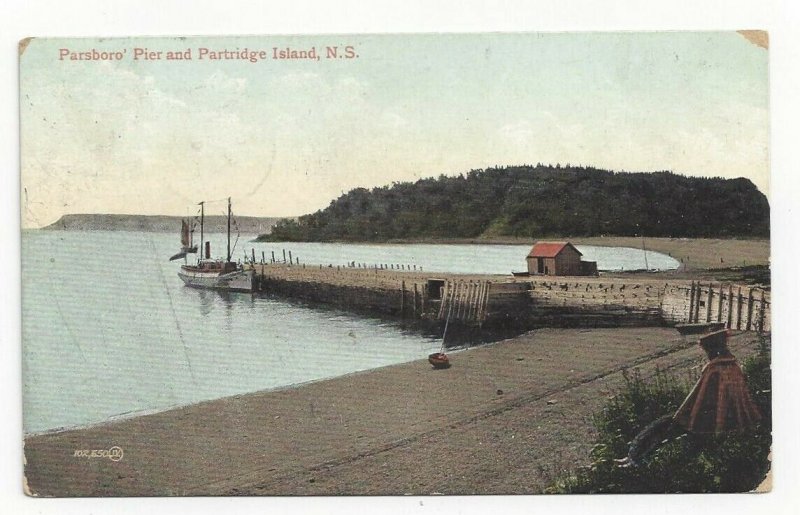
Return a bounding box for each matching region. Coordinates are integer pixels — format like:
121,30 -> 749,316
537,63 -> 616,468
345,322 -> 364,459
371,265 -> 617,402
22,231 -> 678,434
246,240 -> 679,273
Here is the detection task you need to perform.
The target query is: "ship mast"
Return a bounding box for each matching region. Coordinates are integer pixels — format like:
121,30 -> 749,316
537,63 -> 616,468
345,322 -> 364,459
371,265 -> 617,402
199,201 -> 205,262
226,196 -> 231,263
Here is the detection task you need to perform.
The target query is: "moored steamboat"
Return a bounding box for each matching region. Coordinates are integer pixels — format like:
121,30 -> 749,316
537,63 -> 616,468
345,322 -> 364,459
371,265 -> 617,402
171,197 -> 254,293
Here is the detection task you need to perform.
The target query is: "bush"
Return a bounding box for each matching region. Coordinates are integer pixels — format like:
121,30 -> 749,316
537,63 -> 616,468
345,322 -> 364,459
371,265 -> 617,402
546,338 -> 771,493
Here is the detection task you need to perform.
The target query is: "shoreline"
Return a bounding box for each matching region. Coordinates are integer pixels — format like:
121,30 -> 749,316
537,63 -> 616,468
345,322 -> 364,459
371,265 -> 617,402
23,346 -> 461,438
23,327 -> 765,496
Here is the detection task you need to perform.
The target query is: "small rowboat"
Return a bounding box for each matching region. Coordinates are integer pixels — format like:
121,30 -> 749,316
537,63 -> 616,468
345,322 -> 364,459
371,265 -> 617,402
428,352 -> 451,369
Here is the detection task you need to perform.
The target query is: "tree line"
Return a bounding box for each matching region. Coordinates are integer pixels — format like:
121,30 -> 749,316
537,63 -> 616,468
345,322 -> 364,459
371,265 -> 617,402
261,165 -> 770,242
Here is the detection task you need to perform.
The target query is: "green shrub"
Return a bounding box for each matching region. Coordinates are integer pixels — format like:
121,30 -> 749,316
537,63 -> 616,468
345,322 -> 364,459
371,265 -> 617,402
546,338 -> 771,493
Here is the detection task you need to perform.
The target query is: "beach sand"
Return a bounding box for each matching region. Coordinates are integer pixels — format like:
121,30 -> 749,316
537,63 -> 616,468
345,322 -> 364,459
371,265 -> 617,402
23,327 -> 763,496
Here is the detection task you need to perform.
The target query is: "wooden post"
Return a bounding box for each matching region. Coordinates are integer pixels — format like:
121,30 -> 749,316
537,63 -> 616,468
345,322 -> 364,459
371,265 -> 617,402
271,251 -> 275,263
482,281 -> 490,321
464,281 -> 473,321
452,282 -> 460,320
474,281 -> 484,322
746,288 -> 754,331
252,248 -> 256,264
758,289 -> 767,333
736,287 -> 743,330
288,251 -> 293,266
401,280 -> 406,319
462,282 -> 470,321
726,284 -> 733,329
445,281 -> 454,320
466,281 -> 476,321
453,282 -> 461,321
688,281 -> 696,323
447,281 -> 456,320
464,281 -> 474,321
261,251 -> 265,264
472,281 -> 480,321
437,281 -> 449,319
716,284 -> 724,322
479,282 -> 491,321
458,281 -> 468,321
474,282 -> 482,321
413,283 -> 418,319
705,284 -> 713,323
282,249 -> 286,263
693,283 -> 702,323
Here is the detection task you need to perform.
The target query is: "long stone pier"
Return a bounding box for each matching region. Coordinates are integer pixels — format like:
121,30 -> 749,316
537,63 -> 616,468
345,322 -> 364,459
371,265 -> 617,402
249,264 -> 770,333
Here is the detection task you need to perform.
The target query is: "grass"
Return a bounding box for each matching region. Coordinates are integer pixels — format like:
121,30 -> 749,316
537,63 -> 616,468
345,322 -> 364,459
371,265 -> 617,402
545,336 -> 772,493
570,236 -> 770,270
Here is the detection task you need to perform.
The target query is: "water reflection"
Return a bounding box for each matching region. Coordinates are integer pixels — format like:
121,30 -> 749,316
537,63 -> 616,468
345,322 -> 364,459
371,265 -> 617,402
191,288 -> 254,317
195,289 -> 216,317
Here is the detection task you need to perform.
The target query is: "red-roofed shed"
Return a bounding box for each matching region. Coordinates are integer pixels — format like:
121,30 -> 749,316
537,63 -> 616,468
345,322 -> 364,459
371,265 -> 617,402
526,241 -> 584,276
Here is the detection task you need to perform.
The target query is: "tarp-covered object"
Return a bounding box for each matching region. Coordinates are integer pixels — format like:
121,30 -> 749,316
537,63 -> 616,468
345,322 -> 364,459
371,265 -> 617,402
673,330 -> 761,434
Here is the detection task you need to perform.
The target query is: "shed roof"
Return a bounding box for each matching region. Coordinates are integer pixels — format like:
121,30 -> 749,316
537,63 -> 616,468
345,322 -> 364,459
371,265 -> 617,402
526,241 -> 582,258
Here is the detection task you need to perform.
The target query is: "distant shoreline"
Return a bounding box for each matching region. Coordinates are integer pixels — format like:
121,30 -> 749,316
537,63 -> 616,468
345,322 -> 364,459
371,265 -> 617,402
39,213 -> 292,234
32,219 -> 770,272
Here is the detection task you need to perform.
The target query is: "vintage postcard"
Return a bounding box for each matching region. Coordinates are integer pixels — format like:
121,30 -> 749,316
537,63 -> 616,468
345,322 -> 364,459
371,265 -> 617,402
20,32 -> 770,496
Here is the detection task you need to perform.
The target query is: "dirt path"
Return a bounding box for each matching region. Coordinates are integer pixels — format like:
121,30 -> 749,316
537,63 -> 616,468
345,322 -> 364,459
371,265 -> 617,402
23,328 -> 763,496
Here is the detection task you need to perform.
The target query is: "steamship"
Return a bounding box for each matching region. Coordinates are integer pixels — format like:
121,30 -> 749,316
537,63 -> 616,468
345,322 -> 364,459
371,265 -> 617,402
170,197 -> 255,293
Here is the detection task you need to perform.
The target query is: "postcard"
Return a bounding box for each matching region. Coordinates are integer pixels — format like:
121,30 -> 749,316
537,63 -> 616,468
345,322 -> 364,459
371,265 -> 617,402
20,32 -> 770,496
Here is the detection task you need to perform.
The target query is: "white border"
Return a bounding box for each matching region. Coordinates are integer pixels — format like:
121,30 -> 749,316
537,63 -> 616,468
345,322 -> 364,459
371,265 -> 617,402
3,1 -> 799,514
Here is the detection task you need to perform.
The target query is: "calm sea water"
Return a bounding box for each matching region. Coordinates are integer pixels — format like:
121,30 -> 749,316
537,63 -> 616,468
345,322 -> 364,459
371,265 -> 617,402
22,231 -> 678,434
248,240 -> 679,273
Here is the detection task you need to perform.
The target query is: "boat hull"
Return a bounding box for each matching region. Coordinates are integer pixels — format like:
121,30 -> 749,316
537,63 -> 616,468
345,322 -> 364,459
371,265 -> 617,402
177,268 -> 255,292
428,352 -> 451,369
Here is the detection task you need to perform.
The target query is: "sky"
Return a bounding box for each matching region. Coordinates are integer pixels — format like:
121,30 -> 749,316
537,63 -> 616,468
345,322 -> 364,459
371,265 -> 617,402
20,32 -> 769,228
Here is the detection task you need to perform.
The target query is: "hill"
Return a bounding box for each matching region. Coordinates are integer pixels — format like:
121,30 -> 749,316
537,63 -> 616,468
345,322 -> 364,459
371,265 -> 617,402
260,165 -> 770,242
43,214 -> 286,234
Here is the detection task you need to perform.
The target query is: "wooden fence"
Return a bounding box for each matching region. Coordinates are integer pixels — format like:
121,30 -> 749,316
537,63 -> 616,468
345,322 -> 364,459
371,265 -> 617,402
661,281 -> 770,332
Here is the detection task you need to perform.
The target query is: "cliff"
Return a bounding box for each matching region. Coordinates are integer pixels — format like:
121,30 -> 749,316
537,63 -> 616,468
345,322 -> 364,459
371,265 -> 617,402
42,214 -> 288,234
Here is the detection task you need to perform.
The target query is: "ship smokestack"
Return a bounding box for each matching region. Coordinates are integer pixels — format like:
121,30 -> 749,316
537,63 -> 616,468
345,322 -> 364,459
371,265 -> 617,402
205,241 -> 211,259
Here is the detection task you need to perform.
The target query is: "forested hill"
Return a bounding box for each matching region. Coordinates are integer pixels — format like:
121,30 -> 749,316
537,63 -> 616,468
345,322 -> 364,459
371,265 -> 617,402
261,165 -> 770,242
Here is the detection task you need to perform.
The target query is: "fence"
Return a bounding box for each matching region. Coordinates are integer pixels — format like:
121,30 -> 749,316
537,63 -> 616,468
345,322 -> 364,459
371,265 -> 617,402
661,281 -> 770,332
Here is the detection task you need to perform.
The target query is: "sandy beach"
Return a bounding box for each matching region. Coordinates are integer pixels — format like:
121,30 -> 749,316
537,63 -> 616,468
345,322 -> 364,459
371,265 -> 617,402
23,327 -> 763,496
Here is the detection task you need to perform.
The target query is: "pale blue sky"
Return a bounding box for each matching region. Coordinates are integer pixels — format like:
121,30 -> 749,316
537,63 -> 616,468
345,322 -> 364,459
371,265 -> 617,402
20,32 -> 768,227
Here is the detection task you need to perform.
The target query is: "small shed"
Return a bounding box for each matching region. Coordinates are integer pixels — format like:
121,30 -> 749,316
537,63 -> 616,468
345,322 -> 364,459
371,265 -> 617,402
526,241 -> 584,276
